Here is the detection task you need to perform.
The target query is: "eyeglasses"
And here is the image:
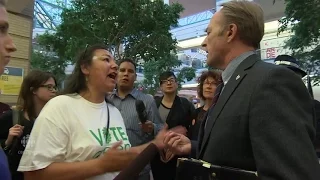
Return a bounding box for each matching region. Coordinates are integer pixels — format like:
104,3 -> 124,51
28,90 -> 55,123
40,84 -> 58,92
204,81 -> 217,86
161,79 -> 176,84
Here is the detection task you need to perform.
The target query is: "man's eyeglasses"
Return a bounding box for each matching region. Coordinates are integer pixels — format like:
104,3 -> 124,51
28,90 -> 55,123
40,84 -> 58,92
161,79 -> 176,84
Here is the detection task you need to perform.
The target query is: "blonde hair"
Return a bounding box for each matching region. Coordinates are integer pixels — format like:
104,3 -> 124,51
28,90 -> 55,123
220,0 -> 264,49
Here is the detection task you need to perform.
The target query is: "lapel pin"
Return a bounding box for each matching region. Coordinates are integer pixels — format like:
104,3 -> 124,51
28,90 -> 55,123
236,75 -> 240,80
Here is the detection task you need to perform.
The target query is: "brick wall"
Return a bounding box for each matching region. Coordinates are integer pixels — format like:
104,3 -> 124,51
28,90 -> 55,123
0,12 -> 32,105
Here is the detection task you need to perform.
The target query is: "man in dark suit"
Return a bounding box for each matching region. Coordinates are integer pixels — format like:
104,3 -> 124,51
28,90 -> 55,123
163,1 -> 320,179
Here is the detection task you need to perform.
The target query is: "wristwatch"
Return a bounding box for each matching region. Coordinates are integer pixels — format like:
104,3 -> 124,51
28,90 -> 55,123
0,141 -> 11,152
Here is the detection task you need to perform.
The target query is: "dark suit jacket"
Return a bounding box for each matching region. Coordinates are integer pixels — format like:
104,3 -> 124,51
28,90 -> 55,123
314,100 -> 320,156
194,54 -> 320,180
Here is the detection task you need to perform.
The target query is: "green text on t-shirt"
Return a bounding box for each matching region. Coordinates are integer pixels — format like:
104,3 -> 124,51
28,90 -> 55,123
89,126 -> 131,158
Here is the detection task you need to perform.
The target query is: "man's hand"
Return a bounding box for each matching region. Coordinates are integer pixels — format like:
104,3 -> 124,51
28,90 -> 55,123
164,132 -> 191,156
96,141 -> 137,173
153,125 -> 188,150
139,121 -> 154,133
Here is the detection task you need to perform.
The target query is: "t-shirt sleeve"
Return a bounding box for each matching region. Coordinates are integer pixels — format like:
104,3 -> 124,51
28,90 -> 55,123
18,98 -> 69,172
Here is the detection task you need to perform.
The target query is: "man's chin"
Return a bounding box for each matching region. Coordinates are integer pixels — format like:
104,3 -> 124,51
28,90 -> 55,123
207,58 -> 223,70
117,84 -> 132,90
206,59 -> 217,68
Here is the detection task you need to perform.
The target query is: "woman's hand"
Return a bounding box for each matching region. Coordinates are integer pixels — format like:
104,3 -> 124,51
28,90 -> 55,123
5,124 -> 24,146
96,141 -> 137,173
152,124 -> 187,150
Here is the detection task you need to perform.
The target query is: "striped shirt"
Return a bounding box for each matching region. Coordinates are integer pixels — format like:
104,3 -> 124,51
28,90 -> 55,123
108,89 -> 164,175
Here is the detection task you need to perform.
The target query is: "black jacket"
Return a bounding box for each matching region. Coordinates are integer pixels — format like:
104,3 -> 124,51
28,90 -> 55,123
151,95 -> 195,180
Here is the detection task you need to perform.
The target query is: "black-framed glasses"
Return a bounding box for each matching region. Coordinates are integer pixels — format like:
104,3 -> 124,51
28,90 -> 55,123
161,79 -> 176,84
40,84 -> 58,92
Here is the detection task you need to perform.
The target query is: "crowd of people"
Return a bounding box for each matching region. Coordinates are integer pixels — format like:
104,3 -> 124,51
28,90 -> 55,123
0,0 -> 320,180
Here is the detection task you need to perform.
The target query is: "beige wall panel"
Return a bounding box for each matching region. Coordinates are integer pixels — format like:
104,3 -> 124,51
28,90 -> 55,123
0,95 -> 18,105
11,35 -> 31,60
8,13 -> 32,38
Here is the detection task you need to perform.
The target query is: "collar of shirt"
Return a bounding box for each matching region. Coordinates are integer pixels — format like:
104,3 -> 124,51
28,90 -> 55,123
112,88 -> 139,99
222,51 -> 255,85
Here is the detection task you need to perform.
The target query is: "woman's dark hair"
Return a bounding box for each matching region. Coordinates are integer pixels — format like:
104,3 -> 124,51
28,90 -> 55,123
62,44 -> 108,95
17,70 -> 57,120
197,70 -> 221,100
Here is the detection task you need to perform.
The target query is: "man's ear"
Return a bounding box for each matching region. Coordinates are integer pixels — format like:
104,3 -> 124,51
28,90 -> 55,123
134,73 -> 137,81
226,23 -> 238,43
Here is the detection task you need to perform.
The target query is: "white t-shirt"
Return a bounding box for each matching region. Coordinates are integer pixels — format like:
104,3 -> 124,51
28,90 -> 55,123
18,94 -> 131,180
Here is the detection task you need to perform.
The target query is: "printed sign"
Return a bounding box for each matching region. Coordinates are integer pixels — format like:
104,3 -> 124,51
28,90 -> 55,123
266,48 -> 276,59
0,67 -> 24,95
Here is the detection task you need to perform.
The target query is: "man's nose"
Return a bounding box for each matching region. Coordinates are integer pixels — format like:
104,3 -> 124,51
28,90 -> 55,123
201,37 -> 207,49
6,35 -> 17,53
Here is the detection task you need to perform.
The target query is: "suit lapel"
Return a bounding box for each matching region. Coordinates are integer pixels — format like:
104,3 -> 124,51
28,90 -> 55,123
199,54 -> 259,157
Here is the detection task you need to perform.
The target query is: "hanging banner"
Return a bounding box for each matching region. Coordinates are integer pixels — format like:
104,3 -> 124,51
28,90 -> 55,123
0,67 -> 24,95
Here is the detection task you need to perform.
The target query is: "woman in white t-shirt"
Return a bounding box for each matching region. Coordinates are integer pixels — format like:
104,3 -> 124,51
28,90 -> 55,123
18,44 -> 164,180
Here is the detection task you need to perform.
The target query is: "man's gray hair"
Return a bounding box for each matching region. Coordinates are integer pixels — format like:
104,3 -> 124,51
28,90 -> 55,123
220,0 -> 264,49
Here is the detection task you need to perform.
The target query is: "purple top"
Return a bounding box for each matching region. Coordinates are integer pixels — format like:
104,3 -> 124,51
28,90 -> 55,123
0,149 -> 11,180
